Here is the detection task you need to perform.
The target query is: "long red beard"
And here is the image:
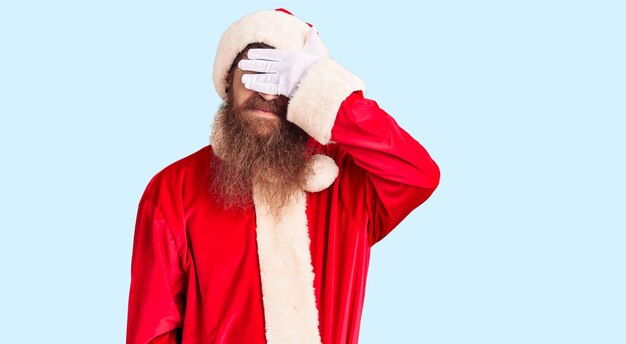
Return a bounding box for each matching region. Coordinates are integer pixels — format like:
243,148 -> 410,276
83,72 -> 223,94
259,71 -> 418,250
210,92 -> 313,217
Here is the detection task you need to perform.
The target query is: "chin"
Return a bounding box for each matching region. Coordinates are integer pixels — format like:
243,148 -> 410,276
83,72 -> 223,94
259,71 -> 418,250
255,126 -> 279,138
247,119 -> 278,136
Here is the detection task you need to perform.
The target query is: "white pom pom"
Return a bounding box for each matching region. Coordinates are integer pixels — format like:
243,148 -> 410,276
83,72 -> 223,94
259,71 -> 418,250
304,154 -> 339,193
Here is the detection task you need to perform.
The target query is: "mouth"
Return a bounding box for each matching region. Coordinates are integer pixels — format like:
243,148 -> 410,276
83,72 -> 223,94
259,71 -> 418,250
250,105 -> 284,117
250,108 -> 279,119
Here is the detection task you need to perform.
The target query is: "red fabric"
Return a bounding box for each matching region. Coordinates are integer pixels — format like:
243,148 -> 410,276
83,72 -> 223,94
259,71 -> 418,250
126,91 -> 440,344
274,8 -> 293,15
150,332 -> 178,343
274,8 -> 313,27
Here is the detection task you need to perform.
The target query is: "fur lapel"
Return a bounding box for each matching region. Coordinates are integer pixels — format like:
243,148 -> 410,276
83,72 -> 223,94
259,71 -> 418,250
253,188 -> 322,344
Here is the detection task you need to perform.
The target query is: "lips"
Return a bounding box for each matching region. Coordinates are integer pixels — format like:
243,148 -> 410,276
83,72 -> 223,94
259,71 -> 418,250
244,94 -> 288,117
251,106 -> 287,119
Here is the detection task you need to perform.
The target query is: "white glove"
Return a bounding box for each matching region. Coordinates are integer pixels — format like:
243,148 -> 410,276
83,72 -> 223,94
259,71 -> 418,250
238,27 -> 327,98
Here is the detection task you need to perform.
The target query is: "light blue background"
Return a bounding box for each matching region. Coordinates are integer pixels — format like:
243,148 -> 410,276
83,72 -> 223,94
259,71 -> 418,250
1,1 -> 624,343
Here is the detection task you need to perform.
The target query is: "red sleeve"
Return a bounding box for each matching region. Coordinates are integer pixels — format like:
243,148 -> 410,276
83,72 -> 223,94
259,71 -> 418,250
126,198 -> 186,344
148,331 -> 179,344
331,91 -> 441,246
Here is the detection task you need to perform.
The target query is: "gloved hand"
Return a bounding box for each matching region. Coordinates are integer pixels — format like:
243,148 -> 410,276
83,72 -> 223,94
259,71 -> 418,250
238,27 -> 327,98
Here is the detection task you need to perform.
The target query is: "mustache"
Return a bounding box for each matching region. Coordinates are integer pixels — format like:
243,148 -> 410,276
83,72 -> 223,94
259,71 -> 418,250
243,93 -> 288,116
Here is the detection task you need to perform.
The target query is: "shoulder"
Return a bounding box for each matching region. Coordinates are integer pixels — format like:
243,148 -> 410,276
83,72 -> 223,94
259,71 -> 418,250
321,142 -> 362,177
139,145 -> 215,206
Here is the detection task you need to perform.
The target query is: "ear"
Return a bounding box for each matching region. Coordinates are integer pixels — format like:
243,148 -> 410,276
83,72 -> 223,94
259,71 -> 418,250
224,74 -> 232,94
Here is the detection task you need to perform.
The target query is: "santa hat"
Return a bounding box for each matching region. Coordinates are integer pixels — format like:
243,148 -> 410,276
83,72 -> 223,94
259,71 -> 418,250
212,8 -> 329,100
211,8 -> 365,145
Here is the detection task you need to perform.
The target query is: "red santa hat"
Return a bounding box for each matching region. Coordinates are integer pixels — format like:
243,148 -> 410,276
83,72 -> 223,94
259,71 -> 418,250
211,8 -> 365,148
212,8 -> 330,100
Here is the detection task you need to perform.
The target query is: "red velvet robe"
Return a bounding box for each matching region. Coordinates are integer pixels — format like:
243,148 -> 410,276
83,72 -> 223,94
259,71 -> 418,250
126,91 -> 440,343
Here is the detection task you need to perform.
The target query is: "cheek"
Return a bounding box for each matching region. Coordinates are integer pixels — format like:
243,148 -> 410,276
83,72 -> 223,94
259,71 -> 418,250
233,85 -> 256,108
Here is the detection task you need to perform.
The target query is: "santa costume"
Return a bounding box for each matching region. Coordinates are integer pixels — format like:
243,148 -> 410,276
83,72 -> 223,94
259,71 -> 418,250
126,8 -> 440,344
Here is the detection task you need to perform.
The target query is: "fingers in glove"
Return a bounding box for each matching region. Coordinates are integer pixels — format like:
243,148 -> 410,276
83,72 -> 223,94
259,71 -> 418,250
247,48 -> 285,61
243,82 -> 279,95
241,73 -> 279,85
238,59 -> 278,73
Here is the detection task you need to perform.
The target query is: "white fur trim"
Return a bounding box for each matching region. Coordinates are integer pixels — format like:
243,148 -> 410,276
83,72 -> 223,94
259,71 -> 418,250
286,58 -> 366,144
304,154 -> 339,193
213,9 -> 329,100
253,189 -> 322,344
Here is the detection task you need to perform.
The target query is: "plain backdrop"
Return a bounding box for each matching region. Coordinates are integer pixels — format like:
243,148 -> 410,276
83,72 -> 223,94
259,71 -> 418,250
1,1 -> 624,343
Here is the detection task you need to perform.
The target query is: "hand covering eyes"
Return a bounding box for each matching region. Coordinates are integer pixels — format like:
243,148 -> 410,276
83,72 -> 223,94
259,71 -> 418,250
238,27 -> 327,98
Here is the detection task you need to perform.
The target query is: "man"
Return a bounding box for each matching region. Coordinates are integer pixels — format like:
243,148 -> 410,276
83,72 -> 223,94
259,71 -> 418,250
126,8 -> 440,344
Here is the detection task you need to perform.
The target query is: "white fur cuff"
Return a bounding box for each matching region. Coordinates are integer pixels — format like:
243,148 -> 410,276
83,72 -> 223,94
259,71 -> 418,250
286,58 -> 366,145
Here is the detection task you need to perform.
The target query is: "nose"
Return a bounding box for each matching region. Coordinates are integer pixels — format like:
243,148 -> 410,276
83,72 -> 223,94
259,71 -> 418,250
258,92 -> 279,101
